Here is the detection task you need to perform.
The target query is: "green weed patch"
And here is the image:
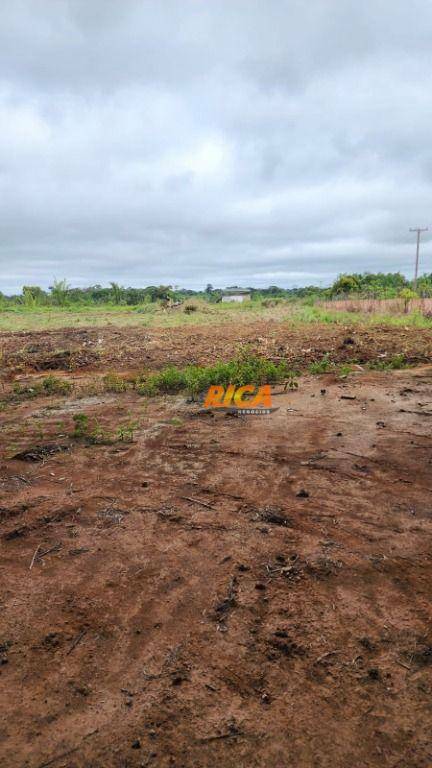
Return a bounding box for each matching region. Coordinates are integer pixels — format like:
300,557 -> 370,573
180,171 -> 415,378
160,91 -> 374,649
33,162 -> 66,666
13,375 -> 73,399
135,351 -> 298,398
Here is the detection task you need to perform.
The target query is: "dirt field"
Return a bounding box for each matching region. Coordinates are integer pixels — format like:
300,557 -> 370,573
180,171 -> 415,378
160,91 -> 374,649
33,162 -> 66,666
1,322 -> 432,768
2,319 -> 432,376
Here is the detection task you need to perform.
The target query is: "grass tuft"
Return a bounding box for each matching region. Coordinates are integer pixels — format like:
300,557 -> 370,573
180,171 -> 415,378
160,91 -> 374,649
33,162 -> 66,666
102,372 -> 128,393
309,355 -> 335,374
71,412 -> 138,444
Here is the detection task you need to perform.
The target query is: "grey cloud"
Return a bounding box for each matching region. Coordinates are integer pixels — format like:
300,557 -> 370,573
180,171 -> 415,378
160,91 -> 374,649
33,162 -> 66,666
0,0 -> 432,293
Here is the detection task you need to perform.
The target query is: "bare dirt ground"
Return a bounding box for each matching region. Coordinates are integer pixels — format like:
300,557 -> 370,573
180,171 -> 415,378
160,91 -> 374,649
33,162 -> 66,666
1,322 -> 432,768
1,320 -> 432,376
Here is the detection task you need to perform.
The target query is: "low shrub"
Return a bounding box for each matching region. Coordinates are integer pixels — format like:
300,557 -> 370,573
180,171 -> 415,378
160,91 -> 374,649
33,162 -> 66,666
183,303 -> 198,314
72,412 -> 90,438
13,374 -> 73,398
368,354 -> 408,371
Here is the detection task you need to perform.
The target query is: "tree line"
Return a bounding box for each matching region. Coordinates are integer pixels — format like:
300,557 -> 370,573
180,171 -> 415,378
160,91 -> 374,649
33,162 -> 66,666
1,272 -> 432,308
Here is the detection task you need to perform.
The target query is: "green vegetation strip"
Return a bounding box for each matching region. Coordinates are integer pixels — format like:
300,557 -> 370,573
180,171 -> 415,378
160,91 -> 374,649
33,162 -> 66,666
1,271 -> 432,332
4,349 -> 415,411
134,353 -> 297,397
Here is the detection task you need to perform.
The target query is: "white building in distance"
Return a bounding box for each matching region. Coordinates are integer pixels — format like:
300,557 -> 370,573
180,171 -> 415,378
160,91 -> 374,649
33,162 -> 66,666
221,288 -> 251,303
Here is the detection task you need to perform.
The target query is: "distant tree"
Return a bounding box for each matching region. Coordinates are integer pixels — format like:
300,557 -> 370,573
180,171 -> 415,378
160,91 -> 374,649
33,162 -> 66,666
416,273 -> 432,297
267,285 -> 284,296
50,279 -> 70,306
207,288 -> 222,303
110,282 -> 123,305
152,285 -> 174,302
399,287 -> 418,313
331,274 -> 362,295
205,283 -> 213,294
22,286 -> 46,307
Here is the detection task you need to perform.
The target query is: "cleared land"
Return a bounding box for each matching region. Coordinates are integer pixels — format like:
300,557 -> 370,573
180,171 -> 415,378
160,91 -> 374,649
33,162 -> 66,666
0,318 -> 432,768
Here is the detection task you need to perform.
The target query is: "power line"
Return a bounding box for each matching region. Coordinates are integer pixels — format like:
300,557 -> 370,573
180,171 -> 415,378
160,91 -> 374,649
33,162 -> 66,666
409,227 -> 428,290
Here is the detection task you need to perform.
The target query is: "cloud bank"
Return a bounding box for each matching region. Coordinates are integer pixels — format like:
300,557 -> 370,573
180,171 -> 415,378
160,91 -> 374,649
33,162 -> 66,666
1,0 -> 431,292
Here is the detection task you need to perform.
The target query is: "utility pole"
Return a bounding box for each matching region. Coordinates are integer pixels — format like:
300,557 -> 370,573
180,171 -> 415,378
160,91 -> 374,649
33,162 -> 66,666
409,227 -> 428,291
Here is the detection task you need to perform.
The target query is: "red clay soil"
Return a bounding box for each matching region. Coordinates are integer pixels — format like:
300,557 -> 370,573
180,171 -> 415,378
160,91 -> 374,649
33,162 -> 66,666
1,320 -> 432,375
0,326 -> 432,768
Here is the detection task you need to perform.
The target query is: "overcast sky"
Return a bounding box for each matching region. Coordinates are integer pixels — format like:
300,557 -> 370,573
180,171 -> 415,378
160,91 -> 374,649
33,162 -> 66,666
1,0 -> 432,293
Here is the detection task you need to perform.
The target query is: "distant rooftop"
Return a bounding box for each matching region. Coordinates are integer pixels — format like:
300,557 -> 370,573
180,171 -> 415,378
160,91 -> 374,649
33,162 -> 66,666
222,288 -> 251,295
